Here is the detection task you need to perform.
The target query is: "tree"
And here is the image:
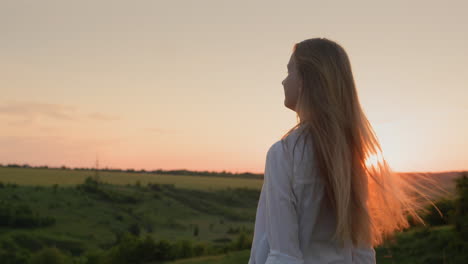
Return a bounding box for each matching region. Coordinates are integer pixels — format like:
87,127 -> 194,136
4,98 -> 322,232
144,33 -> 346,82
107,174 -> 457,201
128,223 -> 141,237
453,172 -> 468,240
29,247 -> 71,264
423,198 -> 455,226
52,184 -> 59,194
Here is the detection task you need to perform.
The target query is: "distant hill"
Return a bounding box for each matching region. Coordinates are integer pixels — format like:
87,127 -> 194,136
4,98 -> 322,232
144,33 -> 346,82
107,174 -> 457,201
398,171 -> 465,201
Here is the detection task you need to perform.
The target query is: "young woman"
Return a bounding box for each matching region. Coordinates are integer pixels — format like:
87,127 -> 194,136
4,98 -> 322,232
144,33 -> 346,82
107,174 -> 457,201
248,38 -> 445,264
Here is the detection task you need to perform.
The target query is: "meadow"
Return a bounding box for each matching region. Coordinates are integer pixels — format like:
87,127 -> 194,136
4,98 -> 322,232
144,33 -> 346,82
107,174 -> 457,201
0,166 -> 466,264
0,167 -> 263,191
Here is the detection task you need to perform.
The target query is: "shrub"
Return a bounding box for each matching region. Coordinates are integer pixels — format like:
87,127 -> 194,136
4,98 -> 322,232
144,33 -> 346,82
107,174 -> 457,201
77,176 -> 100,193
83,249 -> 104,264
0,203 -> 55,228
29,246 -> 71,264
52,184 -> 59,194
134,180 -> 141,188
154,239 -> 174,260
173,240 -> 194,259
77,177 -> 140,204
128,223 -> 141,237
148,183 -> 161,191
453,172 -> 468,240
193,241 -> 208,256
11,233 -> 44,251
232,232 -> 252,250
227,226 -> 240,234
0,247 -> 30,264
423,198 -> 455,226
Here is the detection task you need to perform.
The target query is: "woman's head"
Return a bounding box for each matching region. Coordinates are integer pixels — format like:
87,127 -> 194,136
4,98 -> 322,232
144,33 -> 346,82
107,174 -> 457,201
281,38 -> 448,248
282,38 -> 357,124
282,52 -> 302,112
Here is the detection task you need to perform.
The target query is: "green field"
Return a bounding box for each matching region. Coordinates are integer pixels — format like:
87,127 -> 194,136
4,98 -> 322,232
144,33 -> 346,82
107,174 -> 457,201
164,225 -> 464,264
0,167 -> 263,191
164,250 -> 251,264
0,181 -> 259,245
0,167 -> 466,263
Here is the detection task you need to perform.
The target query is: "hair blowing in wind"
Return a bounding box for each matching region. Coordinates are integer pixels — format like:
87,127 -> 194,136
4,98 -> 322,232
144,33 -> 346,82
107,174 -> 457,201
281,37 -> 448,248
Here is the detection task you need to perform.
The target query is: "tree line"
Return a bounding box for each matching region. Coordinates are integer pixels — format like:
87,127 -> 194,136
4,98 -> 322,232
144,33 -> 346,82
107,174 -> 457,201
0,163 -> 263,179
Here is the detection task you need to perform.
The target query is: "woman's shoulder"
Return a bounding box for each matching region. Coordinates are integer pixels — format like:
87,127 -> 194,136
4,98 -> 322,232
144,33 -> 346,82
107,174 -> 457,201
267,130 -> 300,158
272,125 -> 319,183
267,125 -> 314,166
283,126 -> 313,156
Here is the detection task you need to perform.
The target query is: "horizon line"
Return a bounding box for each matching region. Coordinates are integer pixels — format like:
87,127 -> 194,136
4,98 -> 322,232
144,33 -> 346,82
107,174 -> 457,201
1,162 -> 466,176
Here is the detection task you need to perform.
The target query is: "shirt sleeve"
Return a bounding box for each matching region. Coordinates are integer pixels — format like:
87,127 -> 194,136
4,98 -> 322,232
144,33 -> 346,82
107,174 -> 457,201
264,141 -> 304,264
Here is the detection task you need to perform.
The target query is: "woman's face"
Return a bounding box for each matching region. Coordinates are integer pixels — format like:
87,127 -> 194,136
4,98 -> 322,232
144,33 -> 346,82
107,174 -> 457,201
282,53 -> 302,112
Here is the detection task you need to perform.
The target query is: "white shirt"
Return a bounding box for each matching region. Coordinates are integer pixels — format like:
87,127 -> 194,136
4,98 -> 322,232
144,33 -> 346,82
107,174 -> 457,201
248,126 -> 376,264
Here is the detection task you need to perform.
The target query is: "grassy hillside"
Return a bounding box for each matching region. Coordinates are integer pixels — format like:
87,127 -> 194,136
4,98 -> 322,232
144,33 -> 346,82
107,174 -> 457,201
0,167 -> 465,263
163,250 -> 251,264
0,177 -> 259,261
164,225 -> 464,264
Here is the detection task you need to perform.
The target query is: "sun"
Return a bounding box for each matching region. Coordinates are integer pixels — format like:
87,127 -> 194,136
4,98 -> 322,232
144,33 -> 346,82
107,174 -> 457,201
365,151 -> 385,168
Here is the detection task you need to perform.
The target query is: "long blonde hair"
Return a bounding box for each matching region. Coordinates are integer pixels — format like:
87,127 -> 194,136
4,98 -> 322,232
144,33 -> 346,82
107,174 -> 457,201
281,37 -> 449,248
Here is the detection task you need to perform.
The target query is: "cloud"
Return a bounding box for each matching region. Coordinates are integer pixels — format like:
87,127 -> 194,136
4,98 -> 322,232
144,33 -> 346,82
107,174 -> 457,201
0,101 -> 77,122
87,112 -> 121,121
0,100 -> 122,125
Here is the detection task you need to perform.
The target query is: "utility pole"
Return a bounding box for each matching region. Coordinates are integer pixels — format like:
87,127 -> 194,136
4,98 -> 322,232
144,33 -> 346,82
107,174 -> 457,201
94,153 -> 100,182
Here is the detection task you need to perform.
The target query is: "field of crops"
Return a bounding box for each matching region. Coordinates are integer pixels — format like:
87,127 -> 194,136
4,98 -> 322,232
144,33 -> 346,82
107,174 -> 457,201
0,167 -> 263,191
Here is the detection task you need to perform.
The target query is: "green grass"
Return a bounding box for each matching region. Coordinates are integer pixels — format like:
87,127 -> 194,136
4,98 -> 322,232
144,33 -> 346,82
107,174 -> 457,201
166,225 -> 464,264
374,225 -> 465,264
1,167 -> 465,263
0,181 -> 260,256
164,250 -> 251,264
0,167 -> 263,190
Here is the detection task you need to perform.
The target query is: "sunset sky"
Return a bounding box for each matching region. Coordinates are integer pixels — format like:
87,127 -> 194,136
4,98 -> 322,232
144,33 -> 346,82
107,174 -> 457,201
1,0 -> 467,174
